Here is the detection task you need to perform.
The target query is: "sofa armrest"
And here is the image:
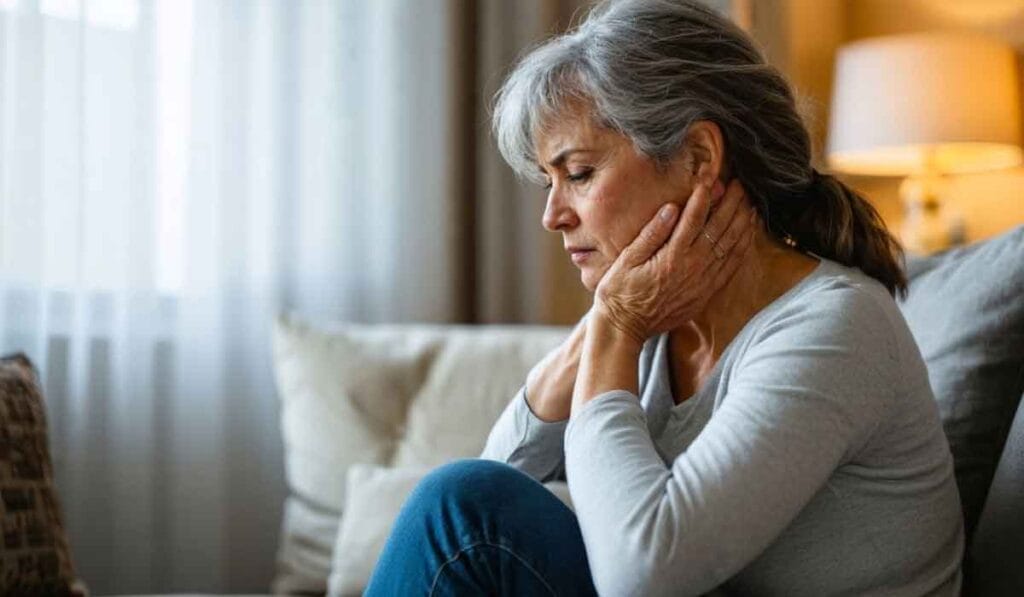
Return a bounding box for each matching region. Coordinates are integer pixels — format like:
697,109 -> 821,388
968,390 -> 1024,596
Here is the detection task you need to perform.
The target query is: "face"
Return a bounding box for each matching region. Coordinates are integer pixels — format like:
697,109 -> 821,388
535,106 -> 697,291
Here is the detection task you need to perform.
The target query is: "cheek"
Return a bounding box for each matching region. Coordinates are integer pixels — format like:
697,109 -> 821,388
586,187 -> 642,254
601,201 -> 658,256
584,164 -> 674,256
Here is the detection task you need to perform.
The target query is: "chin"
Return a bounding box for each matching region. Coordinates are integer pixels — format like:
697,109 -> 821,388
580,267 -> 603,293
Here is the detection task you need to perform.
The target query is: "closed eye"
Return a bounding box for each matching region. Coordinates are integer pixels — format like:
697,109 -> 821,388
542,168 -> 593,190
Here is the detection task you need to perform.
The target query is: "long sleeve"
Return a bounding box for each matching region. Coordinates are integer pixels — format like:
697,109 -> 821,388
563,287 -> 901,596
479,383 -> 569,483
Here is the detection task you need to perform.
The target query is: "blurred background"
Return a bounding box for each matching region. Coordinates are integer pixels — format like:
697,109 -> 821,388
0,0 -> 1021,594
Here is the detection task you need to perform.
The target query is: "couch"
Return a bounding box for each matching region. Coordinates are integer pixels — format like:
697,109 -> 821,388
269,225 -> 1023,596
6,227 -> 1018,595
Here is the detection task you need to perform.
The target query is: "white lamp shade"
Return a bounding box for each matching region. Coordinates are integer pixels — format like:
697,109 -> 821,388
827,33 -> 1023,176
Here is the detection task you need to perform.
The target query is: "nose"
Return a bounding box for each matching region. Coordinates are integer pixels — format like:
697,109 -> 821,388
541,186 -> 580,232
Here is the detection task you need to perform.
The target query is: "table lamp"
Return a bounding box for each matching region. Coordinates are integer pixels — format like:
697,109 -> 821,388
827,32 -> 1023,254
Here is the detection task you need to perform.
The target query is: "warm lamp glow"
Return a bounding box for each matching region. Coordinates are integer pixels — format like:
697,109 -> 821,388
827,32 -> 1023,177
924,0 -> 1024,26
826,32 -> 1023,254
827,32 -> 1019,253
828,142 -> 1023,177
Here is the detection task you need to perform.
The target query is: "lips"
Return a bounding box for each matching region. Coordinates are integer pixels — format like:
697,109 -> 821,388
567,247 -> 595,264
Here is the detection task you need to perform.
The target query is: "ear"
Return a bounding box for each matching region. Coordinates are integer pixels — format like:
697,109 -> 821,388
677,120 -> 728,186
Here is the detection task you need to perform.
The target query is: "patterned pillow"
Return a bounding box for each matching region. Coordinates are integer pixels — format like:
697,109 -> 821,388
0,354 -> 82,595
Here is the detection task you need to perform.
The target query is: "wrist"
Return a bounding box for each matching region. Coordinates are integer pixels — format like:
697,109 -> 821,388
525,368 -> 572,422
588,308 -> 646,358
571,314 -> 643,413
526,391 -> 571,422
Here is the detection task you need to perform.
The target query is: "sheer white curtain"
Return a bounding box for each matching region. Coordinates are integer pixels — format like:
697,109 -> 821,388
0,0 -> 513,593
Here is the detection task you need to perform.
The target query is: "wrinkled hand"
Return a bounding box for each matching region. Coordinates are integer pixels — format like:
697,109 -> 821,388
592,174 -> 758,347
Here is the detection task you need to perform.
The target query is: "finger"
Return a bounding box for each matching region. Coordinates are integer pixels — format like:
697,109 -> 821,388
652,176 -> 718,278
709,179 -> 726,209
619,203 -> 680,267
704,178 -> 747,242
666,179 -> 713,254
709,218 -> 755,292
712,194 -> 757,258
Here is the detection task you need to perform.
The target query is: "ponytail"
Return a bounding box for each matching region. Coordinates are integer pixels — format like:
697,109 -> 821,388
782,169 -> 907,299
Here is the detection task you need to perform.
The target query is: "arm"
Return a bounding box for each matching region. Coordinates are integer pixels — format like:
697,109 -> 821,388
478,314 -> 588,482
485,168 -> 748,483
564,291 -> 895,596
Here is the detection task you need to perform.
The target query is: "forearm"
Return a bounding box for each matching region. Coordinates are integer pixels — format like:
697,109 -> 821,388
571,312 -> 644,415
563,313 -> 669,594
563,392 -> 673,596
479,383 -> 569,481
480,314 -> 589,480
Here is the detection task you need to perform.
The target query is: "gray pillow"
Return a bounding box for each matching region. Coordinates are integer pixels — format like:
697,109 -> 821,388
968,391 -> 1024,596
897,225 -> 1024,541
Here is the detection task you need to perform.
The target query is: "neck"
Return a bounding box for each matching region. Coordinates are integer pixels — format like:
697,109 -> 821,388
676,228 -> 818,356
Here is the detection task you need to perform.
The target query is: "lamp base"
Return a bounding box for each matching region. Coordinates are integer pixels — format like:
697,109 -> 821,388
898,174 -> 965,255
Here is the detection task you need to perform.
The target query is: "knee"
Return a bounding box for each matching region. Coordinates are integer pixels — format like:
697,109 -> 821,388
410,458 -> 534,508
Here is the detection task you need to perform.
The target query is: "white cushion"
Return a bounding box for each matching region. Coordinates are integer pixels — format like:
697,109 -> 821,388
326,465 -> 432,597
271,315 -> 568,593
391,327 -> 572,468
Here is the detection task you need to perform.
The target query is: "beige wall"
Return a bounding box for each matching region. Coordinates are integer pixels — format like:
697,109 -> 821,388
769,0 -> 1024,246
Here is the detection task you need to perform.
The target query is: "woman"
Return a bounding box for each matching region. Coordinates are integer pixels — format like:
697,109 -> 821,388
364,1 -> 964,595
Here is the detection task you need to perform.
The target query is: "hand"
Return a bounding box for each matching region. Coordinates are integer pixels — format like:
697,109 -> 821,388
591,173 -> 758,347
524,308 -> 592,422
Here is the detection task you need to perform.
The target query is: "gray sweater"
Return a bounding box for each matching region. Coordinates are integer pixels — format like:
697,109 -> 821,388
480,258 -> 964,596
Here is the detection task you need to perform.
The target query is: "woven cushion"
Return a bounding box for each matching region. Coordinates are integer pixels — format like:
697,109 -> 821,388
0,354 -> 80,595
897,225 -> 1024,541
270,315 -> 567,594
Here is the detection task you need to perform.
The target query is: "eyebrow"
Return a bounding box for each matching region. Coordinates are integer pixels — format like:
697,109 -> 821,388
539,147 -> 594,172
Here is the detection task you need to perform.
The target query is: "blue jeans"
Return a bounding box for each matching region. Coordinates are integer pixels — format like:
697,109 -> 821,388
364,458 -> 599,596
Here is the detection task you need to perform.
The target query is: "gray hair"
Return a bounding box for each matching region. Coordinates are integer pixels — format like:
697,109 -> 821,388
492,0 -> 907,297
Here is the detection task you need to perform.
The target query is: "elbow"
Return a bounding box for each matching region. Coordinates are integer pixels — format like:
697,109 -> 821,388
588,558 -> 650,597
587,532 -> 723,597
587,546 -> 674,597
578,485 -> 728,595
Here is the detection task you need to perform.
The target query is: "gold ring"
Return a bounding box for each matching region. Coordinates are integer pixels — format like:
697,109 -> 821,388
712,244 -> 726,260
701,229 -> 718,247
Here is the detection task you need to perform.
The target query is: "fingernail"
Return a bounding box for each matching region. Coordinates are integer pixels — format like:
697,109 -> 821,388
713,181 -> 725,198
660,204 -> 676,221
